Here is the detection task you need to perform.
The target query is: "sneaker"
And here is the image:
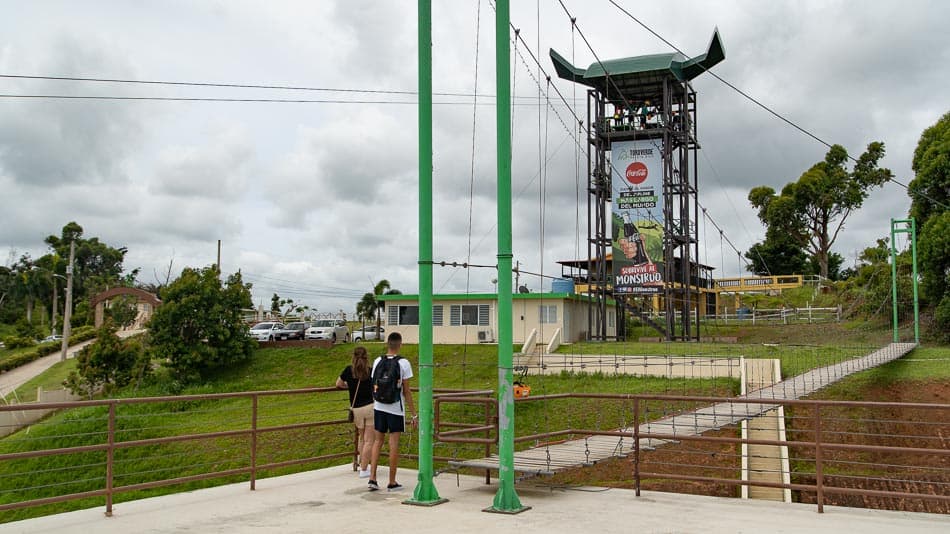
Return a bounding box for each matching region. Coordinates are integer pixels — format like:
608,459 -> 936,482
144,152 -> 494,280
368,480 -> 380,491
358,469 -> 371,479
387,483 -> 403,492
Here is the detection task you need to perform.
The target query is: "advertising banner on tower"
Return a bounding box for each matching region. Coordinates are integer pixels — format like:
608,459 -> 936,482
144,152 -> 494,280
610,140 -> 664,294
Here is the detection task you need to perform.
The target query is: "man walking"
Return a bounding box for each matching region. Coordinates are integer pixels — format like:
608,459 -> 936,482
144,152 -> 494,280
368,332 -> 416,492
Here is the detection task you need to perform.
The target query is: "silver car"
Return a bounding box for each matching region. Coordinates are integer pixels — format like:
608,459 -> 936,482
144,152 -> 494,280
352,326 -> 385,342
304,319 -> 349,343
249,322 -> 284,341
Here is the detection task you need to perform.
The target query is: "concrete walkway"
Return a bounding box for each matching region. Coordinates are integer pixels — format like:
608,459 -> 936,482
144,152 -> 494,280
0,329 -> 145,398
2,466 -> 946,534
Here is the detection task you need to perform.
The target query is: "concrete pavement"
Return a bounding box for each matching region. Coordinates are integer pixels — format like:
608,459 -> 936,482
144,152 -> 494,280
2,465 -> 946,533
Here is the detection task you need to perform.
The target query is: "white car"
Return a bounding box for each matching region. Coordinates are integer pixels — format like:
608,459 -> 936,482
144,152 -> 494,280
352,326 -> 385,342
249,322 -> 284,342
305,319 -> 349,343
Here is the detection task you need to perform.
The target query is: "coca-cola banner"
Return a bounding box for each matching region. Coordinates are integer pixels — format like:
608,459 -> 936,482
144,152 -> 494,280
609,139 -> 664,294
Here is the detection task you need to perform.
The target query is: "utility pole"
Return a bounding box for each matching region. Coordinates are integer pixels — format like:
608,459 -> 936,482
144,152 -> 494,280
59,241 -> 75,362
217,240 -> 222,278
51,278 -> 58,337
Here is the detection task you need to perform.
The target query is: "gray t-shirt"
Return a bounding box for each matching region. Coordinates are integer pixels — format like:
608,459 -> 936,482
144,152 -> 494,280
371,355 -> 413,416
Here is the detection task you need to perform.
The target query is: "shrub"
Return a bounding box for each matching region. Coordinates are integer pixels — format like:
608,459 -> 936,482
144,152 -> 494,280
2,335 -> 35,349
64,322 -> 150,398
148,267 -> 254,382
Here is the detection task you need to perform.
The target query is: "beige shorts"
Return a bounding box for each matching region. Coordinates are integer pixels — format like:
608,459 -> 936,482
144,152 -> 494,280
351,403 -> 374,430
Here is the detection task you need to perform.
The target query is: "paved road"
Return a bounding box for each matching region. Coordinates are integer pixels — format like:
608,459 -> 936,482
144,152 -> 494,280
0,329 -> 145,398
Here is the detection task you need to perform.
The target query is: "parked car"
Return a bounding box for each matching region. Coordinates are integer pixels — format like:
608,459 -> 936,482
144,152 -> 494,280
352,326 -> 385,342
249,322 -> 284,341
40,335 -> 63,344
276,321 -> 310,340
305,319 -> 349,343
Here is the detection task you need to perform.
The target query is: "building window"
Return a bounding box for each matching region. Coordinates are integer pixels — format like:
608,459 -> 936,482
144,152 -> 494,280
608,310 -> 615,328
539,304 -> 558,324
388,305 -> 420,325
433,305 -> 443,326
450,304 -> 489,326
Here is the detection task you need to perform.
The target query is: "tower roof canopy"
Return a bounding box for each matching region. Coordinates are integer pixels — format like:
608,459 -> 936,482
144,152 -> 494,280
550,29 -> 724,94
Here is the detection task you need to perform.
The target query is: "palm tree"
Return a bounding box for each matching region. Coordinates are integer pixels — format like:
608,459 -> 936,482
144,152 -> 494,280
371,280 -> 402,332
356,292 -> 377,333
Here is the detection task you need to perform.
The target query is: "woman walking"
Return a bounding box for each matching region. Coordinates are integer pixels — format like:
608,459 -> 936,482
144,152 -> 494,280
336,346 -> 376,478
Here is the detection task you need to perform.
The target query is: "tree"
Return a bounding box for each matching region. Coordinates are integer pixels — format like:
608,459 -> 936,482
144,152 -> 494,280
749,143 -> 892,279
907,113 -> 950,338
64,322 -> 150,399
106,295 -> 139,329
908,112 -> 950,230
356,292 -> 378,332
148,267 -> 255,382
745,229 -> 808,276
918,212 -> 950,303
371,279 -> 401,331
44,221 -> 128,304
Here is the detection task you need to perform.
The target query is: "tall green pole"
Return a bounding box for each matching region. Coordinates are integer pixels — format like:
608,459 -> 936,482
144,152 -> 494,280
890,218 -> 921,345
487,0 -> 527,514
890,219 -> 899,343
407,0 -> 445,507
910,218 -> 920,344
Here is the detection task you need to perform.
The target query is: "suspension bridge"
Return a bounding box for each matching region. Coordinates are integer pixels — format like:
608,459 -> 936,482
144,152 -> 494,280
452,342 -> 917,475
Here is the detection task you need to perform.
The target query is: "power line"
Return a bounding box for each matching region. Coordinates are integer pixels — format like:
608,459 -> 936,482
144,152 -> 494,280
0,93 -> 565,106
606,0 -> 948,211
0,73 -> 554,102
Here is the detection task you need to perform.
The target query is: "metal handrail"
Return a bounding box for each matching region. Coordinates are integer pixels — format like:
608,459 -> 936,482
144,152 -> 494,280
1,390 -> 947,516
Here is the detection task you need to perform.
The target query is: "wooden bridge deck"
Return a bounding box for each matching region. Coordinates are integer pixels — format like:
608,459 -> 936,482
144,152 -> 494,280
450,343 -> 917,475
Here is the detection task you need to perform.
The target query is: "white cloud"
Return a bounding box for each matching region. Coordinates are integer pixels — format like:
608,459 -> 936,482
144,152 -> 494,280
2,0 -> 949,315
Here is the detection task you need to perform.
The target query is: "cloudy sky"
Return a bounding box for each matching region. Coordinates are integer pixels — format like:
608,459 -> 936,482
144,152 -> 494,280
2,0 -> 948,316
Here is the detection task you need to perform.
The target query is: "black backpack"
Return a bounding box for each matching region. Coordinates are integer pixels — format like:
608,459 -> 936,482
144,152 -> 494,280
372,356 -> 402,404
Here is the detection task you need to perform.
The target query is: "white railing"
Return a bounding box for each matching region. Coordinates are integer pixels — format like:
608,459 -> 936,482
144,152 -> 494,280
712,305 -> 841,324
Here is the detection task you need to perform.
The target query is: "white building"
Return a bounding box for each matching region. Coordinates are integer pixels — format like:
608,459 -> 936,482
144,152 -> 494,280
377,292 -> 616,345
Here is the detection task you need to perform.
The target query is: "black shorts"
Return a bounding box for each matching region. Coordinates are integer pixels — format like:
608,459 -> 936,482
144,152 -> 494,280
374,410 -> 405,433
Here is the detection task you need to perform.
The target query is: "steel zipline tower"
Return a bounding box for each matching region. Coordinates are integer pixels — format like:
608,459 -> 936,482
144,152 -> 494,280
550,30 -> 725,341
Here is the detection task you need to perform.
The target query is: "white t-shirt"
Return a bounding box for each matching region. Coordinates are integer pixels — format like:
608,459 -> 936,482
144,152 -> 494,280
371,355 -> 413,416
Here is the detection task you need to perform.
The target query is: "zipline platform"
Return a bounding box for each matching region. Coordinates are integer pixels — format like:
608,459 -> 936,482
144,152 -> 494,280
451,343 -> 917,475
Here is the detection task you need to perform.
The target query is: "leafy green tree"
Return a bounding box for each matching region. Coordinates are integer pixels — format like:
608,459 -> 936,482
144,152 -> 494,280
908,112 -> 950,229
148,267 -> 255,382
907,113 -> 950,338
106,295 -> 139,329
64,322 -> 150,398
44,222 -> 128,303
749,143 -> 892,279
745,229 -> 808,276
918,209 -> 950,303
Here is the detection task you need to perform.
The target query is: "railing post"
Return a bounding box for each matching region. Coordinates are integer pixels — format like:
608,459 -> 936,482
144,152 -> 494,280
484,400 -> 492,485
353,427 -> 360,472
105,402 -> 115,517
814,404 -> 823,513
633,398 -> 641,497
250,394 -> 258,491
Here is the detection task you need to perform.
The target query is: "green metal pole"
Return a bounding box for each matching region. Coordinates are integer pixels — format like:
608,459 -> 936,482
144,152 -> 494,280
910,218 -> 920,344
407,0 -> 445,507
487,0 -> 527,514
890,219 -> 899,343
